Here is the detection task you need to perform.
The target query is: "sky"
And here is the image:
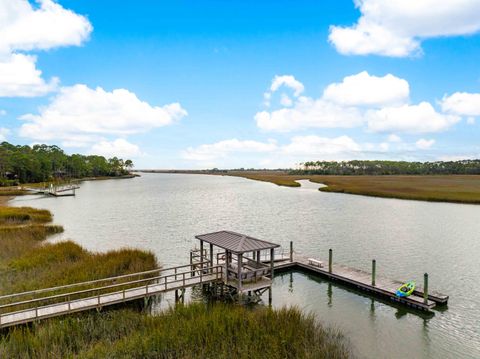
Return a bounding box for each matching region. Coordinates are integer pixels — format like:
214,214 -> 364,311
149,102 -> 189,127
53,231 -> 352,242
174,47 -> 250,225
1,0 -> 480,169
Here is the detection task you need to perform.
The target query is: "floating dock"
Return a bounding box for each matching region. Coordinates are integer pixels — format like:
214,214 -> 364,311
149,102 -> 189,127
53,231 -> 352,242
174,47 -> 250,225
274,255 -> 447,311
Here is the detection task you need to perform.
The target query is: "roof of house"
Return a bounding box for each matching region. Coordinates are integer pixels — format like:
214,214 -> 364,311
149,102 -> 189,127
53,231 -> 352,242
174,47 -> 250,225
195,230 -> 280,254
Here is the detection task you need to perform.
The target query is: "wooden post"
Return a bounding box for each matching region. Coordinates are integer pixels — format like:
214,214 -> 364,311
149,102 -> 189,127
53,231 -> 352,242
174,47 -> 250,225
256,251 -> 260,263
270,248 -> 275,279
329,249 -> 333,273
190,251 -> 194,277
237,253 -> 242,292
200,240 -> 204,271
224,250 -> 229,283
175,289 -> 179,303
290,241 -> 293,262
268,287 -> 272,306
372,259 -> 376,286
424,273 -> 429,304
209,243 -> 214,272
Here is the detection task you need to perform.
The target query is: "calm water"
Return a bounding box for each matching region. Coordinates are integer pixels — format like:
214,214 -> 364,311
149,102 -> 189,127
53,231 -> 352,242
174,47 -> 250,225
11,173 -> 480,359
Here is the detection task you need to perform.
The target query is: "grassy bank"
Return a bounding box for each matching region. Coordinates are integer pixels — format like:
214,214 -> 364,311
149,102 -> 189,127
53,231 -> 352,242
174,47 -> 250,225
226,171 -> 480,204
0,205 -> 157,295
0,304 -> 350,359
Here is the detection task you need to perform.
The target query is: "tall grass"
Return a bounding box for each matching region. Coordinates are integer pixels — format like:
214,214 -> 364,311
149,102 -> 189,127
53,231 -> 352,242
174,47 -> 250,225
0,304 -> 351,359
0,207 -> 52,225
0,205 -> 157,297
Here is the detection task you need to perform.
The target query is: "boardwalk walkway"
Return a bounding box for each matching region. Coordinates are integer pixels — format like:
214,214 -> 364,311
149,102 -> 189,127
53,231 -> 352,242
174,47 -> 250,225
0,263 -> 222,328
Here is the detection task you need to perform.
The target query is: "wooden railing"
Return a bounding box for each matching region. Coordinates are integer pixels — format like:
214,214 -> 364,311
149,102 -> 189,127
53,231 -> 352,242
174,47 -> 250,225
0,262 -> 223,327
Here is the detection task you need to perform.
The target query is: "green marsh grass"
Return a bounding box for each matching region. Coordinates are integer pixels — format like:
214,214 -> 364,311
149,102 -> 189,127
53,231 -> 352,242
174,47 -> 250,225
0,304 -> 351,359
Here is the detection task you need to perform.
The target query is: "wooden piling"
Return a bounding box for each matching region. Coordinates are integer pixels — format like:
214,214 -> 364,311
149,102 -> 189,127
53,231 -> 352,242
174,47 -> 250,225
372,259 -> 376,286
329,249 -> 332,273
424,273 -> 429,304
290,241 -> 293,262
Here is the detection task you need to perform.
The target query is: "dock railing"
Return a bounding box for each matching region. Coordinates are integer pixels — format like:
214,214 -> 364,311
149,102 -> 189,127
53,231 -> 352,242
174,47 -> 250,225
0,261 -> 222,327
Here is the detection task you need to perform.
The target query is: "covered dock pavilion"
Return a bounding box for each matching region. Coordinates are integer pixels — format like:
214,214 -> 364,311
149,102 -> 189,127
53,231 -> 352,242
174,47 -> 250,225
195,230 -> 280,298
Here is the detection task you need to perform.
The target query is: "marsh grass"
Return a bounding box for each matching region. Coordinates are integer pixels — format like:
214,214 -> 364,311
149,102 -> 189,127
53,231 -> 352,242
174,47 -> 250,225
0,304 -> 351,359
0,207 -> 52,225
0,205 -> 157,306
228,171 -> 480,204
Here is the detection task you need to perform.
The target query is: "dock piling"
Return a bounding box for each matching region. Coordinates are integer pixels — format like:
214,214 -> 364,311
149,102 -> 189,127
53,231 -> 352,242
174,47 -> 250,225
328,249 -> 332,273
290,241 -> 293,262
424,273 -> 429,304
372,259 -> 376,286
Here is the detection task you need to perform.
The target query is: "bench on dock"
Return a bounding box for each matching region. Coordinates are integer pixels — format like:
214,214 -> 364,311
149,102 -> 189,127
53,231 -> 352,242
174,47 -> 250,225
308,258 -> 323,267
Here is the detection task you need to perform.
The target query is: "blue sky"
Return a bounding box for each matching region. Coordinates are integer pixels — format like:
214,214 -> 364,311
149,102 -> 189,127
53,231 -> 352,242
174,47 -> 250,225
1,0 -> 480,168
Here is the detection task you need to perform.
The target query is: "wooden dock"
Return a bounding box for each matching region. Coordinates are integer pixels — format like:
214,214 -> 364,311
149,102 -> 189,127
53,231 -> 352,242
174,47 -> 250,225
0,233 -> 449,329
273,254 -> 448,311
23,184 -> 80,197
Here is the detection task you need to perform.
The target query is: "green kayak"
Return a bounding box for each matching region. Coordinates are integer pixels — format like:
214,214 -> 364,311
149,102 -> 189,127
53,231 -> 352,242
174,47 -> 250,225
396,281 -> 415,297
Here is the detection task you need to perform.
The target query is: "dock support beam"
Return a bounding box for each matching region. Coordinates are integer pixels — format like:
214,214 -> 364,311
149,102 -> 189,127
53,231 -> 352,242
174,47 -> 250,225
424,273 -> 429,304
372,259 -> 376,286
290,241 -> 293,262
329,249 -> 333,273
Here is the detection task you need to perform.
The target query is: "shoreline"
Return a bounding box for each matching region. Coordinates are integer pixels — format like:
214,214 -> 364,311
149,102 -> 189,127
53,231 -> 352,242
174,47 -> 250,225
141,170 -> 480,204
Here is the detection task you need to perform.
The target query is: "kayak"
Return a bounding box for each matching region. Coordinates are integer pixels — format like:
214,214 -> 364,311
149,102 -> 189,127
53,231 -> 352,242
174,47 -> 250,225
396,281 -> 415,297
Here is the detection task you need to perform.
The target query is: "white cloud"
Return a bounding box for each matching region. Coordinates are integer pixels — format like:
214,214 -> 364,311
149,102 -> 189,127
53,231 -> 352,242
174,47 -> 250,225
270,75 -> 304,96
0,128 -> 10,141
367,102 -> 460,134
0,0 -> 92,54
0,0 -> 92,98
90,139 -> 142,159
441,92 -> 480,116
182,139 -> 277,161
467,117 -> 476,125
416,138 -> 435,149
281,135 -> 361,157
255,96 -> 363,132
323,71 -> 409,107
263,75 -> 304,107
387,134 -> 402,143
19,84 -> 187,145
0,53 -> 58,97
329,0 -> 480,57
0,110 -> 6,116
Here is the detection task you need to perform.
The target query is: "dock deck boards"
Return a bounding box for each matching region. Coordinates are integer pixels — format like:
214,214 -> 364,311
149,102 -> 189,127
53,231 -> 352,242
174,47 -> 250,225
274,255 -> 446,311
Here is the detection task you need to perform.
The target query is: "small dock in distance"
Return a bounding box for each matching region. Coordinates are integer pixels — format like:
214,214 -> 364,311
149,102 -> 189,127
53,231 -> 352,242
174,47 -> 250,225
23,183 -> 80,197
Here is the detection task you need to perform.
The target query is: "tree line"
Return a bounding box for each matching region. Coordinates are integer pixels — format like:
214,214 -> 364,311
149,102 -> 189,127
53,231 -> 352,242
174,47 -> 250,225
292,160 -> 480,175
0,142 -> 133,185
